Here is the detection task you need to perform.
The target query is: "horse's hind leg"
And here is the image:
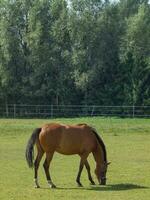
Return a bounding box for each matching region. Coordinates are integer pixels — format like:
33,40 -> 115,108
34,150 -> 44,188
43,152 -> 56,188
85,160 -> 95,185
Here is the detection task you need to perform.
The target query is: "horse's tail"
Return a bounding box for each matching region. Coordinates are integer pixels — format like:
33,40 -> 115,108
25,128 -> 41,168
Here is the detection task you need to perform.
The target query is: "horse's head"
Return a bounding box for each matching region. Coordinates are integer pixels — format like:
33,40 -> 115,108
95,162 -> 111,185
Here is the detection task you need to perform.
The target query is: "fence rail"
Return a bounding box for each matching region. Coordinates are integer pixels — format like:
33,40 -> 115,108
0,104 -> 150,118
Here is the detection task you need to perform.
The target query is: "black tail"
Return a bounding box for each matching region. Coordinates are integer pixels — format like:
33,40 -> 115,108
25,128 -> 41,168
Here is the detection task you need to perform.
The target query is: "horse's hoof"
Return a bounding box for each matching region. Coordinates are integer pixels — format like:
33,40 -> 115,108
77,183 -> 83,187
35,185 -> 40,188
90,182 -> 96,185
50,184 -> 56,189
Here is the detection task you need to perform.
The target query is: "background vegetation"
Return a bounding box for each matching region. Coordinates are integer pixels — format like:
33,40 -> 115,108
0,117 -> 150,200
0,0 -> 150,106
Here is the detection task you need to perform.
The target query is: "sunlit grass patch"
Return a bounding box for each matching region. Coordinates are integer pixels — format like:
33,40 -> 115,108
0,117 -> 150,200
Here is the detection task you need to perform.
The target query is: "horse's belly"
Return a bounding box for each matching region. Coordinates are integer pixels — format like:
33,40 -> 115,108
56,149 -> 78,155
56,142 -> 81,155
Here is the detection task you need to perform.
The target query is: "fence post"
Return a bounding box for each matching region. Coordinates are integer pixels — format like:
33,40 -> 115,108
6,103 -> 9,117
132,105 -> 135,118
51,105 -> 53,118
91,105 -> 95,116
14,104 -> 16,118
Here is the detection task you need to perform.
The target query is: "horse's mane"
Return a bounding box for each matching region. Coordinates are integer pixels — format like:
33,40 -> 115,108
91,127 -> 107,162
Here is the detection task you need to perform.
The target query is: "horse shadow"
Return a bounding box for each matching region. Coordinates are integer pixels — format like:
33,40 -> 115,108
87,183 -> 149,191
53,183 -> 148,191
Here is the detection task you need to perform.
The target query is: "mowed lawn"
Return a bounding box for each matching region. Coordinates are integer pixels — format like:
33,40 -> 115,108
0,117 -> 150,200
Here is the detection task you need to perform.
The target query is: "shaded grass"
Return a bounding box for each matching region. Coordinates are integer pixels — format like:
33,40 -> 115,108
0,117 -> 150,200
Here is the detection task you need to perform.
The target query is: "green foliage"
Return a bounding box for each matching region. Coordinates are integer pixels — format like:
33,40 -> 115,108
0,0 -> 149,106
120,3 -> 150,105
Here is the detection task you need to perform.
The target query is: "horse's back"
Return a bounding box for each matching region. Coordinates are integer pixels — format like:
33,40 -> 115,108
39,123 -> 97,155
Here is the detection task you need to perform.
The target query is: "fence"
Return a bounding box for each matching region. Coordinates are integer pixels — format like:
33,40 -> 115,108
0,104 -> 150,118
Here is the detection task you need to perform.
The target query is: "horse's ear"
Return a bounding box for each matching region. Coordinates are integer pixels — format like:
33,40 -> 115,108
107,162 -> 111,166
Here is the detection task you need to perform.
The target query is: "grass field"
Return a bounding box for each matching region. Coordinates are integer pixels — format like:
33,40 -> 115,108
0,117 -> 150,200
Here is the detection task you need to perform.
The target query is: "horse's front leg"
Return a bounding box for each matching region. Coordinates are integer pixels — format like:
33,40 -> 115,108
43,152 -> 56,188
76,153 -> 89,187
85,160 -> 95,185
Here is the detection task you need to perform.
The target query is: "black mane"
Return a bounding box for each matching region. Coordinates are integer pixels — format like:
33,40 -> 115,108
92,128 -> 107,162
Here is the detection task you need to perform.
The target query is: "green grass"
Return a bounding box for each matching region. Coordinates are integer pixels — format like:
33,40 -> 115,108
0,117 -> 150,200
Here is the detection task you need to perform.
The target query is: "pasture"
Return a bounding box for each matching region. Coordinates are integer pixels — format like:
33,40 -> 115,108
0,117 -> 150,200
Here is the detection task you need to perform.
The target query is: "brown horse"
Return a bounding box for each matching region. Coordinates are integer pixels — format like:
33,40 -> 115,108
25,123 -> 110,188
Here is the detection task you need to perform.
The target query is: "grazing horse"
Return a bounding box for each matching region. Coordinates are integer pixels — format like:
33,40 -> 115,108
25,123 -> 110,188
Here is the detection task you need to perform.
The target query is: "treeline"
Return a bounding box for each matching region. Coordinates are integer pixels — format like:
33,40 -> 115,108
0,0 -> 150,106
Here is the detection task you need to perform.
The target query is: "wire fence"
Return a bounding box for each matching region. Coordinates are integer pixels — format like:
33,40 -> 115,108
0,104 -> 150,118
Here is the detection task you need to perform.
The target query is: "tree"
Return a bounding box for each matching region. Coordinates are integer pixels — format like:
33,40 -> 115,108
0,0 -> 31,104
120,3 -> 150,105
